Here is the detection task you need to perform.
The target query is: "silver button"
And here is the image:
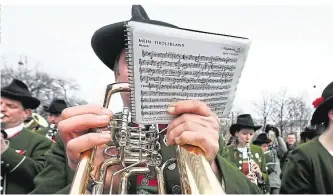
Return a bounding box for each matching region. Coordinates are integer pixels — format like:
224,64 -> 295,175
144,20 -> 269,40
239,167 -> 242,170
168,163 -> 176,171
172,185 -> 181,194
238,160 -> 242,164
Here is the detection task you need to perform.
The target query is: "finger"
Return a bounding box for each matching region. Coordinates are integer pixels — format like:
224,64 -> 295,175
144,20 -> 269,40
167,114 -> 219,132
61,104 -> 113,120
167,100 -> 213,117
167,121 -> 218,145
252,163 -> 259,170
246,175 -> 254,181
58,114 -> 111,144
175,131 -> 218,161
66,132 -> 112,170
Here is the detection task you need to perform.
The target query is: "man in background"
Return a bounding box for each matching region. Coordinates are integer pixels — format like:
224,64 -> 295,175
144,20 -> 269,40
253,133 -> 281,194
35,99 -> 67,141
280,132 -> 297,169
1,79 -> 52,194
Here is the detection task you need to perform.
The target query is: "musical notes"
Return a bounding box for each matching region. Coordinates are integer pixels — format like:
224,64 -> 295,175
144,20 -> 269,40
137,47 -> 239,121
127,21 -> 250,124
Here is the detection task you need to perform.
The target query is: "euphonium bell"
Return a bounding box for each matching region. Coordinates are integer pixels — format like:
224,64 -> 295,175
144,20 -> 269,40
69,82 -> 226,195
24,113 -> 49,130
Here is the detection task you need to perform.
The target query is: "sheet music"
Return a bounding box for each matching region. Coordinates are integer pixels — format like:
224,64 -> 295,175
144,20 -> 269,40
127,21 -> 251,124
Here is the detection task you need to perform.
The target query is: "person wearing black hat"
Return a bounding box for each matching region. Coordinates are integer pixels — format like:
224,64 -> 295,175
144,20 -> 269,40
300,124 -> 325,144
30,5 -> 261,195
281,81 -> 333,194
253,133 -> 281,194
265,124 -> 287,159
35,99 -> 68,141
220,114 -> 268,193
0,79 -> 53,194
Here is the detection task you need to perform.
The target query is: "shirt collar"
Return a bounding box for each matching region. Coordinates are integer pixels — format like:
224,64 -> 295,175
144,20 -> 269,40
4,123 -> 24,138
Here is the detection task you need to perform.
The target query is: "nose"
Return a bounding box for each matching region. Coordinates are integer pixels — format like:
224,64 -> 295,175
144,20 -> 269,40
1,103 -> 6,113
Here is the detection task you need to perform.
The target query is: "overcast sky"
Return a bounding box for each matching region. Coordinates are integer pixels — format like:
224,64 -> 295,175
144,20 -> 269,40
1,3 -> 333,116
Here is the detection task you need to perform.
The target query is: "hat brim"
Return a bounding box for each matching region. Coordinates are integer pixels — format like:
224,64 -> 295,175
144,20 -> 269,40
1,89 -> 40,109
230,124 -> 262,136
91,20 -> 178,71
311,96 -> 333,125
91,21 -> 125,71
253,138 -> 271,145
300,131 -> 318,138
43,106 -> 62,114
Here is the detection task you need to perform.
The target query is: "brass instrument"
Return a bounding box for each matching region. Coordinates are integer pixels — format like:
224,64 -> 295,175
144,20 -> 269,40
70,82 -> 225,195
24,113 -> 48,130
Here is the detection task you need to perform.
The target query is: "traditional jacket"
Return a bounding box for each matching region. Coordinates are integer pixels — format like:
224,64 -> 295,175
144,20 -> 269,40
1,128 -> 53,194
30,130 -> 261,194
30,133 -> 74,194
34,125 -> 57,142
280,137 -> 333,194
220,143 -> 269,192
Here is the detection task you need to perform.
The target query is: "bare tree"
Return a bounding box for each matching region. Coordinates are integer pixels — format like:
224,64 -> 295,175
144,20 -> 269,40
1,65 -> 87,113
286,96 -> 312,132
219,104 -> 243,137
270,89 -> 290,135
253,94 -> 273,128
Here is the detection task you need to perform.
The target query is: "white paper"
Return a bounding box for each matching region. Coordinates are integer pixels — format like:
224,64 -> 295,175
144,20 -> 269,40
127,21 -> 251,124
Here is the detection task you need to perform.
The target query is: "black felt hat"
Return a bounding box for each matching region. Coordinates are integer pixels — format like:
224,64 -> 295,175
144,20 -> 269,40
91,5 -> 178,71
43,99 -> 68,114
311,82 -> 333,125
1,79 -> 40,109
253,133 -> 272,145
229,114 -> 262,136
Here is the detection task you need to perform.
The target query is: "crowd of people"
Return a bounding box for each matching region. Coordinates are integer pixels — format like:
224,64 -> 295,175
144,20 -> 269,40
1,4 -> 332,195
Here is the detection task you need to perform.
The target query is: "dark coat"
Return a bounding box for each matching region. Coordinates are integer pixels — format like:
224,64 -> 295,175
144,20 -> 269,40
30,133 -> 74,194
1,128 -> 53,194
280,137 -> 333,194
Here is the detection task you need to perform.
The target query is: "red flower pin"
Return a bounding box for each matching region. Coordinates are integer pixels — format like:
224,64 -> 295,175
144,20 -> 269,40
312,97 -> 325,108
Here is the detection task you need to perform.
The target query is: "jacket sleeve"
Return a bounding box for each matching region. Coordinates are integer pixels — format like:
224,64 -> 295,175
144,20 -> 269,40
259,149 -> 269,182
1,136 -> 52,187
30,134 -> 72,194
216,154 -> 261,194
259,149 -> 270,193
276,137 -> 288,158
280,147 -> 312,193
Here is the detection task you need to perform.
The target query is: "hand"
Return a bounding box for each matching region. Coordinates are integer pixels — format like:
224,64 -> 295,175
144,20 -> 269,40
250,161 -> 262,178
246,172 -> 257,184
166,100 -> 220,161
58,104 -> 122,192
1,133 -> 9,154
